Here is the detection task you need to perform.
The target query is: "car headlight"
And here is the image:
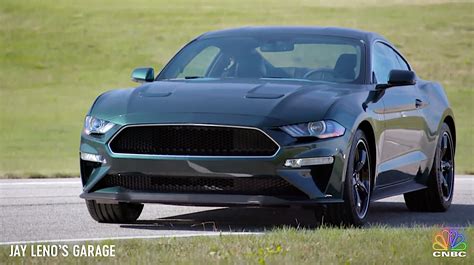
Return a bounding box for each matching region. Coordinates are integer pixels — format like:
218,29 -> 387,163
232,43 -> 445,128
280,120 -> 345,138
83,116 -> 115,135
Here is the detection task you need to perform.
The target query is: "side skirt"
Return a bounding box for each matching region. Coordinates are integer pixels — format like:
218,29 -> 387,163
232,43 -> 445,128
371,179 -> 427,201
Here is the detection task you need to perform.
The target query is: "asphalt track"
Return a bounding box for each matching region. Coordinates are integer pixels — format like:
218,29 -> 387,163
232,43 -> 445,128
1,176 -> 473,244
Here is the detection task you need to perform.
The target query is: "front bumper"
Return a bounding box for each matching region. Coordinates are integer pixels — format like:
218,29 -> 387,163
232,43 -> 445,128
79,124 -> 352,206
80,190 -> 343,206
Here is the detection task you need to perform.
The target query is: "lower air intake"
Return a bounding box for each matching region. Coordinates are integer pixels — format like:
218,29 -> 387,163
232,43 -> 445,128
96,174 -> 307,198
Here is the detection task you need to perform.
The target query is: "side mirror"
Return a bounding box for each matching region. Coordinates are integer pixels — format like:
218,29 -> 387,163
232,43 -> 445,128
376,70 -> 416,90
131,67 -> 154,83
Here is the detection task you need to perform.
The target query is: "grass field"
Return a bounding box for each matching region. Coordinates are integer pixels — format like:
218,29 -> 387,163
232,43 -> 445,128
0,0 -> 473,177
1,227 -> 473,264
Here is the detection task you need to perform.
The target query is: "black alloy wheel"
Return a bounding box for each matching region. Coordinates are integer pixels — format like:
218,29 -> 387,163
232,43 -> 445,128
439,131 -> 455,201
404,123 -> 455,212
352,139 -> 371,219
315,129 -> 372,226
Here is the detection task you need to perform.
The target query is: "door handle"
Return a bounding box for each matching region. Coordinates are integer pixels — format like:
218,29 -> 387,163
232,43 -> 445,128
415,99 -> 423,108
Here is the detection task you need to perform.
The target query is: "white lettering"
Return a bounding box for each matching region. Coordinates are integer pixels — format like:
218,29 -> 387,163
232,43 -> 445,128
72,244 -> 115,257
433,251 -> 467,258
31,245 -> 60,257
9,245 -> 27,257
61,245 -> 69,257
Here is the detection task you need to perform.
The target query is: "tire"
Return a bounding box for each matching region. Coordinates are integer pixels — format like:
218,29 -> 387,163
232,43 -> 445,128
316,129 -> 372,227
86,200 -> 143,223
404,123 -> 455,212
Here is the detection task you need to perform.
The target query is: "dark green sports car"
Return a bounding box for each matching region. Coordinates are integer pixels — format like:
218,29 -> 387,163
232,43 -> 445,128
80,27 -> 456,226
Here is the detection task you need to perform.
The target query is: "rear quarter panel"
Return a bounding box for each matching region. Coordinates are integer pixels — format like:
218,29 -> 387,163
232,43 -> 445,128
417,80 -> 455,173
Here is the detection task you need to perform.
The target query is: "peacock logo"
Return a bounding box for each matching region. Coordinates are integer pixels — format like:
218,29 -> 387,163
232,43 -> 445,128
432,228 -> 468,258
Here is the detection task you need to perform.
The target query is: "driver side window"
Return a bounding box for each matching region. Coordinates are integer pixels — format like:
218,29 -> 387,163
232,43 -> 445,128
177,46 -> 220,78
372,42 -> 406,84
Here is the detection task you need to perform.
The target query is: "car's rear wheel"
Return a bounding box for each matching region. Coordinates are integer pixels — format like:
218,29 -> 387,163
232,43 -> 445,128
316,129 -> 372,226
86,200 -> 143,223
404,123 -> 455,212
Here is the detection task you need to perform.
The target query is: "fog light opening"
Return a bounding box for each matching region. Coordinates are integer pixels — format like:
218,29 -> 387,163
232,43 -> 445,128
284,157 -> 334,168
80,152 -> 107,164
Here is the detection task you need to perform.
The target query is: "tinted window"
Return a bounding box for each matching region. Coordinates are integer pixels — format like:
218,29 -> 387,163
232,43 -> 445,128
394,52 -> 410,71
158,34 -> 364,84
257,43 -> 361,79
373,42 -> 408,83
177,46 -> 220,78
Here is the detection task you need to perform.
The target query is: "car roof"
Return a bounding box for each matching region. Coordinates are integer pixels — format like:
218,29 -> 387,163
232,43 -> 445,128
197,26 -> 389,44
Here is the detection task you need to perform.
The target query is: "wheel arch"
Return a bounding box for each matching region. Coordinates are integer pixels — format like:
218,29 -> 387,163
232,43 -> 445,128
443,115 -> 456,152
357,120 -> 377,191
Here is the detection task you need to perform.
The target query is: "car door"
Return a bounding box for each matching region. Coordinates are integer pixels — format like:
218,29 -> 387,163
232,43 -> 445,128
373,42 -> 427,186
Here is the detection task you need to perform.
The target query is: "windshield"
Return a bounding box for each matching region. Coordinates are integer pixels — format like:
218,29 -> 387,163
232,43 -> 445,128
157,34 -> 364,84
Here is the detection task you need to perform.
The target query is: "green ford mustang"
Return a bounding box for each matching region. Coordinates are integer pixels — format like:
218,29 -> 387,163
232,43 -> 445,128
80,26 -> 456,226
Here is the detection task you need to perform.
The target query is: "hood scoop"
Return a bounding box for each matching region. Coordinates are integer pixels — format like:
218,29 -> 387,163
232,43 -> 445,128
139,91 -> 172,97
245,93 -> 284,99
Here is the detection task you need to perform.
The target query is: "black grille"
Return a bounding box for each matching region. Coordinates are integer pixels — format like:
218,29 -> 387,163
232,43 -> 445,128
96,175 -> 307,198
109,125 -> 279,156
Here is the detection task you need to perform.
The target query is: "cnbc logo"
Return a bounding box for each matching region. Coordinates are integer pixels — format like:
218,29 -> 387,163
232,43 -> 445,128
432,228 -> 468,258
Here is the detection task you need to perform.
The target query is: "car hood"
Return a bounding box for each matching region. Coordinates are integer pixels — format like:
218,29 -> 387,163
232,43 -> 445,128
91,79 -> 361,127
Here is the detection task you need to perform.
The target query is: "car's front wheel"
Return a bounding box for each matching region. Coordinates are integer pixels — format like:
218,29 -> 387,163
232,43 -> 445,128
86,200 -> 143,223
316,129 -> 372,226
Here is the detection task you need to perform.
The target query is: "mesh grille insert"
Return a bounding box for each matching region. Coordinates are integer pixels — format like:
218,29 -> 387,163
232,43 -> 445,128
96,174 -> 307,198
109,125 -> 279,156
